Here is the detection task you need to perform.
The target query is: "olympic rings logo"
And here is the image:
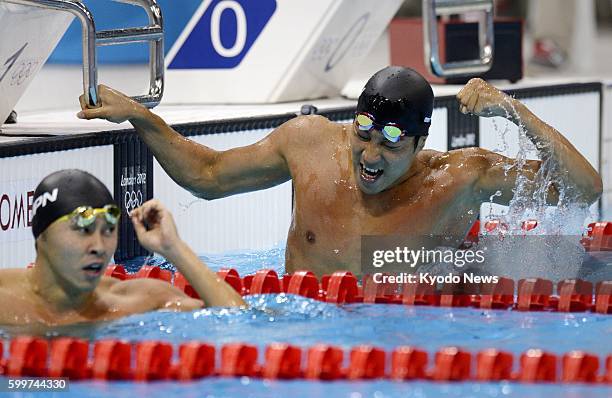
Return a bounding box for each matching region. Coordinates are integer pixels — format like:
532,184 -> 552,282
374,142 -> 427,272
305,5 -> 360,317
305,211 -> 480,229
124,190 -> 143,215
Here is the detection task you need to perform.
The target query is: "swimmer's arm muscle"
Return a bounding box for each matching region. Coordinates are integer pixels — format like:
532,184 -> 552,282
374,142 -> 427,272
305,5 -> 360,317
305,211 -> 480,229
78,85 -> 291,199
473,149 -> 559,205
130,108 -> 291,199
131,200 -> 246,308
163,240 -> 246,308
458,79 -> 602,205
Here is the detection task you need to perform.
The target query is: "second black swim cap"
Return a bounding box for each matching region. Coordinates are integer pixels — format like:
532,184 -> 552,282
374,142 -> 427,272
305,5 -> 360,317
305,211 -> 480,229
31,169 -> 115,238
356,66 -> 434,136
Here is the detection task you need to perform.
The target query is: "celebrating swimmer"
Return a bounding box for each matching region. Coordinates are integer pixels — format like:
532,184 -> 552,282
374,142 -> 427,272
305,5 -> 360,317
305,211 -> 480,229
78,67 -> 603,276
0,170 -> 245,326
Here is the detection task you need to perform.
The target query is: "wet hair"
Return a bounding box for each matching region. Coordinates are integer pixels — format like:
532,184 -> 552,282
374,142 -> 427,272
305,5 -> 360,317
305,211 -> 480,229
356,66 -> 434,150
31,169 -> 114,238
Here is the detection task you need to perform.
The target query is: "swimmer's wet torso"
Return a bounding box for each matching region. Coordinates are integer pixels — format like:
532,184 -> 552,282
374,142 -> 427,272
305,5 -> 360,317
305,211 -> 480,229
78,67 -> 602,277
286,118 -> 484,276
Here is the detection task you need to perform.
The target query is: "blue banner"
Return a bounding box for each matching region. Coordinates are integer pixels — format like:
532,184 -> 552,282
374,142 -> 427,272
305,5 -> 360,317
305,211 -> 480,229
48,0 -> 202,64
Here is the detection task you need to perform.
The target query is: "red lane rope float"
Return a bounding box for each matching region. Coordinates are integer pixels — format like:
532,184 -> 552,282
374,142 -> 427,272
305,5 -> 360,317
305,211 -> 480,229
106,265 -> 612,315
1,337 -> 611,384
583,222 -> 612,251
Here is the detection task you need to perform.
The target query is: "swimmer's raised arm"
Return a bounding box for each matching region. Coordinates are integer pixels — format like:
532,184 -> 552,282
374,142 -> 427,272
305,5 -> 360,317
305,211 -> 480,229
78,85 -> 291,199
130,199 -> 245,308
457,78 -> 603,206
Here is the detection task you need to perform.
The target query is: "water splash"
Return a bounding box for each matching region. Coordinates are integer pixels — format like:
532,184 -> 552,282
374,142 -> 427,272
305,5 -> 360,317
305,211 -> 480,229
480,96 -> 595,281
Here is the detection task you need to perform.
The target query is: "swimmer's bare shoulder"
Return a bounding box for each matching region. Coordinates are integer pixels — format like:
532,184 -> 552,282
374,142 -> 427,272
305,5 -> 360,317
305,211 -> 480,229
416,147 -> 491,186
0,269 -> 32,324
277,115 -> 337,149
106,276 -> 203,311
423,147 -> 491,172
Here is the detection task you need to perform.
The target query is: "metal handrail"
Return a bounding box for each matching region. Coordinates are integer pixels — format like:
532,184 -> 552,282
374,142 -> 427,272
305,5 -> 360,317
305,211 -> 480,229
1,0 -> 163,108
423,0 -> 495,78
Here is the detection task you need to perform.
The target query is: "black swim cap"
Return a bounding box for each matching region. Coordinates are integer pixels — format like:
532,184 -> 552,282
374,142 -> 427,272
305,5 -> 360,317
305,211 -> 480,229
356,66 -> 434,136
31,169 -> 114,238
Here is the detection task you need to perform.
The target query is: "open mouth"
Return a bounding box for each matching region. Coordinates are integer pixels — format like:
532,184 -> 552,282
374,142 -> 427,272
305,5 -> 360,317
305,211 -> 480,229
82,263 -> 104,278
359,163 -> 383,184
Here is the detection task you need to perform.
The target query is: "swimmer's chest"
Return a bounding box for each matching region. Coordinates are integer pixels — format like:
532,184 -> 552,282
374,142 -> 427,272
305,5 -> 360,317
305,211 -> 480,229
295,172 -> 475,236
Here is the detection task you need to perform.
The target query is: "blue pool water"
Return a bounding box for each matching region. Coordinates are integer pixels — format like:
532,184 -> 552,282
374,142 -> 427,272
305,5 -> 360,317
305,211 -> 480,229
1,247 -> 610,398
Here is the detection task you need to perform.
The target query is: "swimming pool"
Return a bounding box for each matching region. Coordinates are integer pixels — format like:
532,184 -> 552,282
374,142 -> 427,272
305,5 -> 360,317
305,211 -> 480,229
0,247 -> 610,398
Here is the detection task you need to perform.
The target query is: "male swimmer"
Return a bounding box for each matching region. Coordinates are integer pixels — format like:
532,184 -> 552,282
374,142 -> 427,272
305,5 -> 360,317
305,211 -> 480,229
0,170 -> 245,326
78,67 -> 602,276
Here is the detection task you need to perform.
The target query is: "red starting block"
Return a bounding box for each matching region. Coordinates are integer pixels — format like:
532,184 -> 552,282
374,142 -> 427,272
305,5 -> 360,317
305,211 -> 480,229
249,269 -> 281,294
480,278 -> 514,309
606,355 -> 612,383
432,347 -> 472,381
48,338 -> 89,379
561,351 -> 599,383
595,281 -> 612,314
92,340 -> 132,380
262,343 -> 302,379
390,346 -> 428,380
325,271 -> 358,304
217,268 -> 244,295
104,265 -> 127,280
7,337 -> 48,377
475,349 -> 513,381
402,282 -> 439,306
557,279 -> 593,312
220,344 -> 258,377
174,342 -> 215,380
305,344 -> 344,380
347,345 -> 386,379
518,349 -> 557,382
173,272 -> 200,299
285,271 -> 320,299
134,341 -> 173,381
517,278 -> 553,311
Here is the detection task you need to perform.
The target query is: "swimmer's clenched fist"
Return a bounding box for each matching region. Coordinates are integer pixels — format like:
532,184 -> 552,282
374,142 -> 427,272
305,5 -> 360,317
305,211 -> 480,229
77,84 -> 146,124
78,67 -> 602,276
0,170 -> 245,326
457,78 -> 514,118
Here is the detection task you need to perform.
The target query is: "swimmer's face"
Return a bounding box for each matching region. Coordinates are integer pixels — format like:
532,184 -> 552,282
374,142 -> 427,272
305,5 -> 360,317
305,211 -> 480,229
37,216 -> 118,292
350,120 -> 425,194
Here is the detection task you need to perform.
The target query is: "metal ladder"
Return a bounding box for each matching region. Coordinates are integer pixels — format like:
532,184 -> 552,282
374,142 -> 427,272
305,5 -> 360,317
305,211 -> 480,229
423,0 -> 495,78
2,0 -> 164,108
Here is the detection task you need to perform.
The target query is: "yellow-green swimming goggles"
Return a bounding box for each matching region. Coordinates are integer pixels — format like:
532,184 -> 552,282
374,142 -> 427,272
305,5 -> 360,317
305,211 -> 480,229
56,205 -> 121,228
355,112 -> 407,143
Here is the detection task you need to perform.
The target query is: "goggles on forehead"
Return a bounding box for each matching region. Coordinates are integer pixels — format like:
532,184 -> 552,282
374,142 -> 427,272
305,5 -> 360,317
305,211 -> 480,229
56,205 -> 121,228
354,112 -> 410,143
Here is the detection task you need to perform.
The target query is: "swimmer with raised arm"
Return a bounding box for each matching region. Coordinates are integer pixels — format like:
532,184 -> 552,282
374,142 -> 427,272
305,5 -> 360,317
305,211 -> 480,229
0,170 -> 245,326
78,67 -> 603,276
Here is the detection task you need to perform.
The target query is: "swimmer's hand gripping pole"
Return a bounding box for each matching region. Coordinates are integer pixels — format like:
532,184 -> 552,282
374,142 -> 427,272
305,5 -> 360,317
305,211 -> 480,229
2,0 -> 164,108
423,0 -> 495,78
